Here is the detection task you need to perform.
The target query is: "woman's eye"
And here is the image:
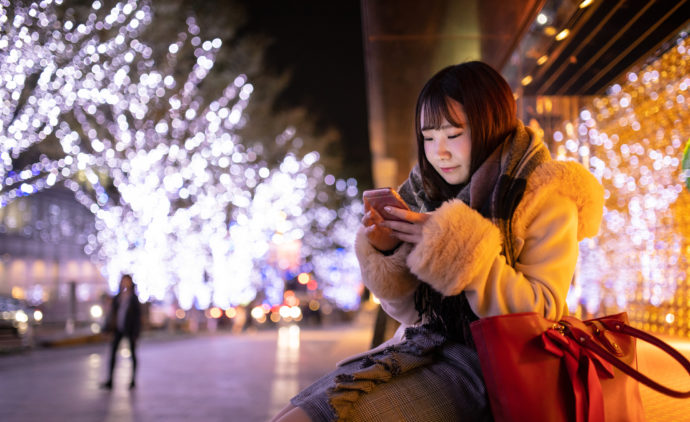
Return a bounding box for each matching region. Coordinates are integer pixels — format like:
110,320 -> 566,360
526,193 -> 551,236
423,137 -> 433,142
448,133 -> 463,139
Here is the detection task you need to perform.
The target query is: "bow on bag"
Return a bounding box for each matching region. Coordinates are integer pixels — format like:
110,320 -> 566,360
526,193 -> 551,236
542,323 -> 615,422
471,312 -> 690,422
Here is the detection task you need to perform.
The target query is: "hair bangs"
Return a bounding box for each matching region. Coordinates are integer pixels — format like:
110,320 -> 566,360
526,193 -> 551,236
419,92 -> 462,130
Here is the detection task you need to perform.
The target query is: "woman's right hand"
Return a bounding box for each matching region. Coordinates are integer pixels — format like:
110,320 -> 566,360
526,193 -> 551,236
362,205 -> 401,252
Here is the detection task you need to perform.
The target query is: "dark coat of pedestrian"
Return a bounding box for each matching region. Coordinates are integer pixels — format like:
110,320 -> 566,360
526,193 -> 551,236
101,274 -> 142,390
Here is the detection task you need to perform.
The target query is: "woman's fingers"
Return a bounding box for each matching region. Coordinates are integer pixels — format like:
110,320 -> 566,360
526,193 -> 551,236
383,223 -> 421,244
393,232 -> 417,243
363,221 -> 401,251
362,209 -> 384,227
383,220 -> 418,233
382,206 -> 414,222
378,208 -> 431,245
383,207 -> 431,224
365,207 -> 430,246
361,212 -> 372,226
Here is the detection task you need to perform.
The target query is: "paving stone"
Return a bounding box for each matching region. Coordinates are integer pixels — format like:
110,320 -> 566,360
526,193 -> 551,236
0,311 -> 688,422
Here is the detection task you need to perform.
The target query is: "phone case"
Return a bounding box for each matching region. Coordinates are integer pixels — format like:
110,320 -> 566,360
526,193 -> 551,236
363,187 -> 409,221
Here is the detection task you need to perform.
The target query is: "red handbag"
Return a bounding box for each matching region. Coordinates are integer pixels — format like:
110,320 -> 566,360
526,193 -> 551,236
470,312 -> 690,422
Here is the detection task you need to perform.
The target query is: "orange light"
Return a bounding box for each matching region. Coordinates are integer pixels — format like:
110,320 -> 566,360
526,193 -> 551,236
209,307 -> 222,319
537,55 -> 548,66
175,309 -> 186,319
521,76 -> 533,86
307,280 -> 318,290
297,272 -> 310,284
555,29 -> 570,41
543,26 -> 557,36
225,307 -> 237,318
11,286 -> 25,300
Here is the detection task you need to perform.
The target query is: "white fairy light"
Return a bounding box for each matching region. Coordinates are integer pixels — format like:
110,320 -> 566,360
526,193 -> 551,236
0,0 -> 363,311
564,34 -> 690,333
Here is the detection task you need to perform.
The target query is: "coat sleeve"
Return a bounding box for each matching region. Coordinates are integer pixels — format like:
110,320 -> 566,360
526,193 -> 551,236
354,227 -> 421,325
406,194 -> 579,320
131,296 -> 142,338
104,297 -> 117,332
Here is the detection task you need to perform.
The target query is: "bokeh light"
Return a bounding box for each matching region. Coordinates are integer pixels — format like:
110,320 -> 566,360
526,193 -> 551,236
0,0 -> 363,313
558,30 -> 690,336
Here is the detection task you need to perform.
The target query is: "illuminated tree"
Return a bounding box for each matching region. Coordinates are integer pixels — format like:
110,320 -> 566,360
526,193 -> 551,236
0,0 -> 363,311
558,35 -> 690,327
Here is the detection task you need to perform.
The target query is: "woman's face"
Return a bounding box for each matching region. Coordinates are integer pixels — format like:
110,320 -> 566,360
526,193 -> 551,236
421,99 -> 472,185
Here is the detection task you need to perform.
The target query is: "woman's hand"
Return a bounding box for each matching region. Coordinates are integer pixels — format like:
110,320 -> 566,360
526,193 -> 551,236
379,206 -> 431,244
362,205 -> 400,252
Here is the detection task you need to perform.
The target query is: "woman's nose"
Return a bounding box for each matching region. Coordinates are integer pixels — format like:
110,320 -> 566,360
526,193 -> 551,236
436,138 -> 450,158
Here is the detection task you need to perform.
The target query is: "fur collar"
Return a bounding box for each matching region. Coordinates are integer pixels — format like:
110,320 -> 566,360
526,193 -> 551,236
513,160 -> 604,241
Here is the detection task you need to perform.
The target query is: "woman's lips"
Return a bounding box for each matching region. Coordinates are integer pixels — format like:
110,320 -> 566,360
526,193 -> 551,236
440,166 -> 458,173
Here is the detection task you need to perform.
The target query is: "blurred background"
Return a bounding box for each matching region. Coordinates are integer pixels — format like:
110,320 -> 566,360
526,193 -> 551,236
0,0 -> 689,420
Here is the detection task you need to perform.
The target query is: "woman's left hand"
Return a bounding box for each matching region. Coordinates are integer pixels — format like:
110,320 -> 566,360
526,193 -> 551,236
380,207 -> 431,244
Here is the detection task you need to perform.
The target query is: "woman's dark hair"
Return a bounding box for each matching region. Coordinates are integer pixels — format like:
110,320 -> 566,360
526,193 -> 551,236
414,61 -> 518,201
120,274 -> 134,290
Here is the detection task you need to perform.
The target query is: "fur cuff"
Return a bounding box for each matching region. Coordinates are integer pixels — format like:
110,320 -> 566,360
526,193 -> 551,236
407,200 -> 503,296
354,227 -> 419,300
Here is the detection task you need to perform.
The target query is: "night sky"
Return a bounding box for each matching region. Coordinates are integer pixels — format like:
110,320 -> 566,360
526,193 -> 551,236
242,0 -> 372,186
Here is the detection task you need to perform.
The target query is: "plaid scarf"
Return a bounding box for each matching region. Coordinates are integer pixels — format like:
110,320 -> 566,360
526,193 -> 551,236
398,120 -> 551,344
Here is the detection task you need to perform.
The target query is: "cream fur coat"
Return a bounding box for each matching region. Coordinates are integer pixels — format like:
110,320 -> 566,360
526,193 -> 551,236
354,160 -> 604,354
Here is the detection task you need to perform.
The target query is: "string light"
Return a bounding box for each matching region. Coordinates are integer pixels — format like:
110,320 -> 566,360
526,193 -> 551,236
555,29 -> 570,41
562,31 -> 690,337
0,0 -> 363,311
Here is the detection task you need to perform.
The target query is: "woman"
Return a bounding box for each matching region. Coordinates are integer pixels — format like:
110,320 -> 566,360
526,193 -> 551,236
101,274 -> 142,390
273,61 -> 604,421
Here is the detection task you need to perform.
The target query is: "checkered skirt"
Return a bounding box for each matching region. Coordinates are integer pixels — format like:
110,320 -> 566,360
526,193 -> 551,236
290,333 -> 492,422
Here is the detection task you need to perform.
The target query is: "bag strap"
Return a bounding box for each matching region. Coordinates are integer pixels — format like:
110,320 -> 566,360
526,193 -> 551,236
564,317 -> 690,398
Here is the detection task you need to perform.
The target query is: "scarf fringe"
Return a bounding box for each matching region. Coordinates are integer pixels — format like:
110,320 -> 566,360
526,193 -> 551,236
326,326 -> 446,421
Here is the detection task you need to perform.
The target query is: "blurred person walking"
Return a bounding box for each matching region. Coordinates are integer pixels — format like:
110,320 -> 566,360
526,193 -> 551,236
101,274 -> 142,390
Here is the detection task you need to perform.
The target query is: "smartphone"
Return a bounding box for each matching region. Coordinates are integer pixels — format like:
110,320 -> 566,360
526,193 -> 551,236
362,187 -> 410,221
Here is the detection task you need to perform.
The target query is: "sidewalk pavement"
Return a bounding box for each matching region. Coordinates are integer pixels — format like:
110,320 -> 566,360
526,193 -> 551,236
638,335 -> 690,422
1,309 -> 689,421
0,309 -> 376,422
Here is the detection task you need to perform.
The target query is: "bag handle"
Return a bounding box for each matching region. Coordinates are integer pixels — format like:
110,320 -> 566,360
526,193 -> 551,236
564,317 -> 690,398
